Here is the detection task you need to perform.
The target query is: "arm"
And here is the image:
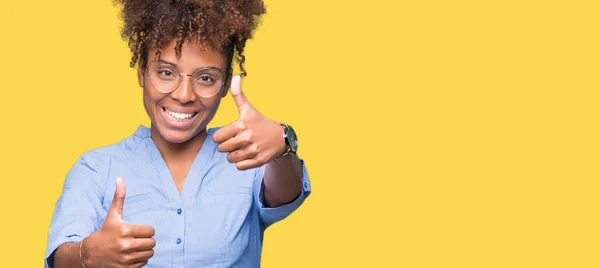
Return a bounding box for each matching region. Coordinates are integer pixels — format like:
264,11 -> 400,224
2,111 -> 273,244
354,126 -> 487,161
50,175 -> 155,268
45,152 -> 106,268
263,154 -> 303,207
211,75 -> 312,226
254,155 -> 311,228
53,242 -> 82,268
48,157 -> 156,268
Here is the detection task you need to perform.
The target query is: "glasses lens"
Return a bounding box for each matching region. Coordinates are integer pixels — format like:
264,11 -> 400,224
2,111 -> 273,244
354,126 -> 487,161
192,68 -> 223,97
149,65 -> 180,93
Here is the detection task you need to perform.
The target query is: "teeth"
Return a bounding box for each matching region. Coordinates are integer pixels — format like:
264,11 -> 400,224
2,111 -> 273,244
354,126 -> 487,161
165,109 -> 195,121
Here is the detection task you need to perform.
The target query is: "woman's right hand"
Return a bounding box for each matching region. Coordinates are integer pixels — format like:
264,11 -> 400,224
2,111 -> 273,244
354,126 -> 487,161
82,178 -> 156,268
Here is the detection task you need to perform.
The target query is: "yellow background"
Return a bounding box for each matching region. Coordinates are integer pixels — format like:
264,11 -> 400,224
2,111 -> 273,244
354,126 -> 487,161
0,0 -> 599,267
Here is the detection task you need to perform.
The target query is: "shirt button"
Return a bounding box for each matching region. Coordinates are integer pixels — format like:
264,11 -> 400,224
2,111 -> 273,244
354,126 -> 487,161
176,238 -> 182,244
177,208 -> 182,215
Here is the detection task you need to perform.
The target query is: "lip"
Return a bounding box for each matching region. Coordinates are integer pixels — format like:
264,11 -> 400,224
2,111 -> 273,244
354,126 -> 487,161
161,107 -> 200,129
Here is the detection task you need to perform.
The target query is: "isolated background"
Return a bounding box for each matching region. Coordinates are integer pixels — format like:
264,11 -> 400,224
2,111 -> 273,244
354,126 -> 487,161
0,0 -> 598,267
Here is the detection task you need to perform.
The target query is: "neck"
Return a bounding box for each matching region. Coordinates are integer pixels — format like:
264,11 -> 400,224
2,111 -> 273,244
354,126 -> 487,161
150,126 -> 208,164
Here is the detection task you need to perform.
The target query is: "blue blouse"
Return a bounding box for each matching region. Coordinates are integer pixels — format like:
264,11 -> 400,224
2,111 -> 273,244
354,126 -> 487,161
45,125 -> 312,267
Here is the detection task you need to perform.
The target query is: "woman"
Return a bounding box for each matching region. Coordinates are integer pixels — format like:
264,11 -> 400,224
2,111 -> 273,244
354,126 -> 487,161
44,0 -> 311,267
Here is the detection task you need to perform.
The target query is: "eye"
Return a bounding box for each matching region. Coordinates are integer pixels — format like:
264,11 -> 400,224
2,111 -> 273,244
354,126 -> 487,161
196,75 -> 215,84
158,70 -> 174,77
155,68 -> 179,81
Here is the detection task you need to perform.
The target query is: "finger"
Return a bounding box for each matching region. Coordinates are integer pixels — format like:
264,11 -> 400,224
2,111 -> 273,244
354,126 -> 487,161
108,177 -> 126,219
130,261 -> 149,268
227,145 -> 258,164
129,224 -> 155,238
217,132 -> 251,153
212,121 -> 244,144
125,249 -> 154,264
235,158 -> 264,171
131,238 -> 156,251
230,75 -> 253,116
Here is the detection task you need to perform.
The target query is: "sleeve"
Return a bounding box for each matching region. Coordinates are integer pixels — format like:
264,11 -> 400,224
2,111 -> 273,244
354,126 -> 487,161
44,152 -> 108,268
254,158 -> 312,228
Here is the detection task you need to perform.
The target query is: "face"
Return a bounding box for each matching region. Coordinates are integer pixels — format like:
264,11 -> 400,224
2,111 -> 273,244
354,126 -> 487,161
138,40 -> 230,144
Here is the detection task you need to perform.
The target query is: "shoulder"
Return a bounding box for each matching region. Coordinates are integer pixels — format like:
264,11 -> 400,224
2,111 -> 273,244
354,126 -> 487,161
72,125 -> 151,174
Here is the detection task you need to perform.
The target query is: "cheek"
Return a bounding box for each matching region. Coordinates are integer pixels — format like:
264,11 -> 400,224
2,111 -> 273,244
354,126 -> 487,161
143,88 -> 162,118
204,98 -> 223,115
194,98 -> 222,126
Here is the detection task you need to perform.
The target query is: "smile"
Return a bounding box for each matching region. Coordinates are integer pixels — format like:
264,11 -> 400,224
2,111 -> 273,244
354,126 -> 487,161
164,108 -> 196,120
162,107 -> 199,125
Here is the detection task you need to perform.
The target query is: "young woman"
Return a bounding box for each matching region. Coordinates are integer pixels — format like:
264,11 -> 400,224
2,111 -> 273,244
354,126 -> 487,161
45,0 -> 311,267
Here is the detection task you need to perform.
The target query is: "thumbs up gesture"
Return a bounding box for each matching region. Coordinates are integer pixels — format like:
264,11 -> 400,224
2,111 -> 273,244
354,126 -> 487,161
81,178 -> 156,268
213,75 -> 287,170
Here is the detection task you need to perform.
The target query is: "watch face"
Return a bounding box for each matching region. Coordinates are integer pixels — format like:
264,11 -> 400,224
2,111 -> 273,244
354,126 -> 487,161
287,126 -> 298,152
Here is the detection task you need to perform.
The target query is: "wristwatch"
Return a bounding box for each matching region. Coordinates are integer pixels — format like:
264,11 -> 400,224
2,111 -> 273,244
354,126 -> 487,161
278,122 -> 298,157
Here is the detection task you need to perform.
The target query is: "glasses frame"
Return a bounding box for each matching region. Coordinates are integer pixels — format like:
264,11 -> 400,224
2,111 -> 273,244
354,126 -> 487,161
146,66 -> 225,98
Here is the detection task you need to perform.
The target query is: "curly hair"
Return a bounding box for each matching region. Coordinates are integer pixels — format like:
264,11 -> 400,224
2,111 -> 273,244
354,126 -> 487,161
114,0 -> 266,78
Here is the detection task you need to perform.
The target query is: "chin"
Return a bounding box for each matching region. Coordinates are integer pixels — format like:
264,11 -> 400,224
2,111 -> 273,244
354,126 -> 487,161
159,126 -> 205,144
161,130 -> 193,144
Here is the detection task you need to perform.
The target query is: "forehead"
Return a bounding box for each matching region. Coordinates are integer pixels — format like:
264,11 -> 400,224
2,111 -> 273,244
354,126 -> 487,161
149,40 -> 227,69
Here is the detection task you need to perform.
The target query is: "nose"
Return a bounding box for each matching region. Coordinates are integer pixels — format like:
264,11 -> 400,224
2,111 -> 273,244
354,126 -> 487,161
170,74 -> 197,104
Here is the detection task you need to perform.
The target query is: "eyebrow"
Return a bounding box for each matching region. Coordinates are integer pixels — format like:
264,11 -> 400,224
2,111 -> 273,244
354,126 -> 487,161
157,59 -> 224,73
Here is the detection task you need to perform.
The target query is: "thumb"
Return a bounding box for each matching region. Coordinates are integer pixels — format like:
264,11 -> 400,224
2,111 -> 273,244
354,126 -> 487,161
108,177 -> 126,219
230,75 -> 252,116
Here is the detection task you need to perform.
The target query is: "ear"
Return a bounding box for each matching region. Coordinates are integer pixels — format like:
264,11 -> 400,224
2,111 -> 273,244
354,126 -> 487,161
137,64 -> 145,88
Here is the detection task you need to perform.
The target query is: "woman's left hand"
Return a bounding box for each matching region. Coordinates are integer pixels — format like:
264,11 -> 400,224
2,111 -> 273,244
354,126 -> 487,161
213,75 -> 287,170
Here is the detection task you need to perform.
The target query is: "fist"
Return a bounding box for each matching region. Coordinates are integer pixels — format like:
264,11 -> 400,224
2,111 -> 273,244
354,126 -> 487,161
213,75 -> 286,170
82,178 -> 156,268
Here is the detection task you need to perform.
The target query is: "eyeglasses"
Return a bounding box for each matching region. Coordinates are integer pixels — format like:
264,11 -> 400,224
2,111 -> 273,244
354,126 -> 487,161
146,64 -> 225,98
